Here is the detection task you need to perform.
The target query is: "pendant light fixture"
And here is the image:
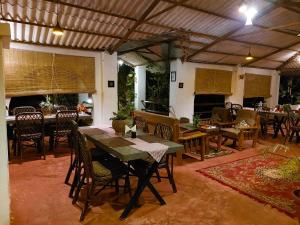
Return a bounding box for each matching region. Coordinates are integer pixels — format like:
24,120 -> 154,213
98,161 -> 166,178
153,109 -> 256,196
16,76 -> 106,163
245,47 -> 254,61
52,1 -> 64,36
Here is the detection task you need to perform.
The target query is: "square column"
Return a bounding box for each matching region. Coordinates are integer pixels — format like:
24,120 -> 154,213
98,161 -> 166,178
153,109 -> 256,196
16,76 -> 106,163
134,66 -> 146,110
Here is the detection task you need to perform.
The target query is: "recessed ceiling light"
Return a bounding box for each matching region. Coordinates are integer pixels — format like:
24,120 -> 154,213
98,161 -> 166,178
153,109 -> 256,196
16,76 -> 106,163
239,3 -> 257,26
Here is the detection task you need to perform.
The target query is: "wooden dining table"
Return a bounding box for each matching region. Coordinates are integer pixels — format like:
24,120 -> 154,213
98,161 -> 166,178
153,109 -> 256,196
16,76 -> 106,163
79,126 -> 184,220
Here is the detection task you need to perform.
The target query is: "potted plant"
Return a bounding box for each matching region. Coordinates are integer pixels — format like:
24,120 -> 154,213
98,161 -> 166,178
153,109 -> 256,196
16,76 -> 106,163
110,111 -> 128,134
39,96 -> 54,115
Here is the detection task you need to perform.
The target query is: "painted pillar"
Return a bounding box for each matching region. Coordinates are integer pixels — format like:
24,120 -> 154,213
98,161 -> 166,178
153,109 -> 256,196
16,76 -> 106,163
226,65 -> 245,105
101,52 -> 118,125
0,23 -> 11,225
134,66 -> 146,110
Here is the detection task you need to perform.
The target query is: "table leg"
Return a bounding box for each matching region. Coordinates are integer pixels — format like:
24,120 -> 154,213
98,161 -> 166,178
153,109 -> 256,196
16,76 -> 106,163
120,161 -> 165,220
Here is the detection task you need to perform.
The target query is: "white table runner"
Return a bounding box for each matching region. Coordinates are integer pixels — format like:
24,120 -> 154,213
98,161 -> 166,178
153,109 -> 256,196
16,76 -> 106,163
125,138 -> 168,162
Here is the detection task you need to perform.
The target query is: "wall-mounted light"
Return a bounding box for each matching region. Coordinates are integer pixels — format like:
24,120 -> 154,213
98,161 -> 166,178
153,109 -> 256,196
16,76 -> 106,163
118,59 -> 124,66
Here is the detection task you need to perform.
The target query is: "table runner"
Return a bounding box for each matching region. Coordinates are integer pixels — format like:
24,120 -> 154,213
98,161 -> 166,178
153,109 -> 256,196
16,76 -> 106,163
80,128 -> 107,136
126,138 -> 168,162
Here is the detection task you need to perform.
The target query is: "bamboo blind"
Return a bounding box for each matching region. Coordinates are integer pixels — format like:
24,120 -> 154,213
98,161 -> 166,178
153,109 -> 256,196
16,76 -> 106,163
195,68 -> 232,95
244,73 -> 271,98
4,49 -> 95,97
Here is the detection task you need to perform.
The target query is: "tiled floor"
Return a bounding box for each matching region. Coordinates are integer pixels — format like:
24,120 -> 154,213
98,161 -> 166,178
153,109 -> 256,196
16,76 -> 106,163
9,136 -> 300,225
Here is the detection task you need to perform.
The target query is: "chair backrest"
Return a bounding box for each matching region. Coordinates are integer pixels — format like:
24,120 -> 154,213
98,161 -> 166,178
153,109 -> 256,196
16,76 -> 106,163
15,112 -> 44,135
13,106 -> 36,115
225,102 -> 232,109
133,116 -> 148,132
56,110 -> 78,133
132,110 -> 179,142
179,117 -> 190,124
54,105 -> 68,113
287,110 -> 300,127
78,131 -> 93,179
236,109 -> 259,127
211,107 -> 232,122
154,123 -> 173,141
70,120 -> 79,157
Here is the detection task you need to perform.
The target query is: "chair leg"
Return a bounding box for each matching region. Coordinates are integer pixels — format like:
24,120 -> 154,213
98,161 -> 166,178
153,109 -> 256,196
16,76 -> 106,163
49,135 -> 54,151
72,174 -> 85,204
65,157 -> 77,184
155,169 -> 161,182
165,165 -> 177,193
80,182 -> 95,221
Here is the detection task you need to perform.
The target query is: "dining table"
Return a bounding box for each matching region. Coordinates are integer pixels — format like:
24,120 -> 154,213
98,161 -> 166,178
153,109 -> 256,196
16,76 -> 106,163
79,126 -> 184,220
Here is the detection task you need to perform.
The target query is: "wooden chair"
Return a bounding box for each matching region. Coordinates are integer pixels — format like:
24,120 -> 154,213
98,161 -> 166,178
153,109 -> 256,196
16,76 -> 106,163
133,116 -> 148,132
72,131 -> 131,221
203,107 -> 233,128
49,110 -> 78,151
153,123 -> 177,193
218,109 -> 260,150
14,112 -> 45,160
284,110 -> 300,143
54,105 -> 68,113
13,106 -> 36,115
254,105 -> 276,136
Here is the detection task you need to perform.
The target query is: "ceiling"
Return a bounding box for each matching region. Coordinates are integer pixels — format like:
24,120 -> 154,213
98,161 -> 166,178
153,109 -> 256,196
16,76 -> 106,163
2,0 -> 300,70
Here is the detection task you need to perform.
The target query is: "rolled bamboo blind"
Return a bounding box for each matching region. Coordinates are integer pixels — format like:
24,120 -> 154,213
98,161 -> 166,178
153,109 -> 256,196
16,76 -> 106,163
244,73 -> 271,98
4,49 -> 95,97
195,68 -> 232,95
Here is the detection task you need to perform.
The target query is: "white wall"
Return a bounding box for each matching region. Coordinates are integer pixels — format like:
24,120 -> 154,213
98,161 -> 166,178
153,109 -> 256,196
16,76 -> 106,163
169,59 -> 280,120
9,43 -> 118,126
134,66 -> 146,110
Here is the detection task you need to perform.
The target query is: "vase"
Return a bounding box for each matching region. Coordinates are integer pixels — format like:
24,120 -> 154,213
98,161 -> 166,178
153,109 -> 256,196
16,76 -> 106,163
112,120 -> 127,134
293,189 -> 300,222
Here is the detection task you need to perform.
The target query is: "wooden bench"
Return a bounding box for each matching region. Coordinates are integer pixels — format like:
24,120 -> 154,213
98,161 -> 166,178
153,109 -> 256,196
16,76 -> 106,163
132,110 -> 183,163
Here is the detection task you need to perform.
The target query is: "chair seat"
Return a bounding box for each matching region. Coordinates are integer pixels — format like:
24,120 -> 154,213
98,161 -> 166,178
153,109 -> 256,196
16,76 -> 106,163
92,161 -> 112,180
221,127 -> 240,137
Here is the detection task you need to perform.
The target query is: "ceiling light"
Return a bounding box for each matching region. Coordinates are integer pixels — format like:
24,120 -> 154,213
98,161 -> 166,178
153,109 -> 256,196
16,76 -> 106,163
118,59 -> 124,65
52,22 -> 64,36
239,3 -> 257,26
245,51 -> 254,61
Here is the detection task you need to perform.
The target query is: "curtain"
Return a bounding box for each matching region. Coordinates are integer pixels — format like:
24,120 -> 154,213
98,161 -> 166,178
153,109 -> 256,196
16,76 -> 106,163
4,49 -> 95,97
195,68 -> 232,95
244,73 -> 271,98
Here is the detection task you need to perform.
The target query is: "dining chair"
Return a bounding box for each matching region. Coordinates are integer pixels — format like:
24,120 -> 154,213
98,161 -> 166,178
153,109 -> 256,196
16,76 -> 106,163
13,106 -> 36,115
72,130 -> 131,221
49,110 -> 78,151
14,112 -> 45,160
54,105 -> 68,113
153,123 -> 177,193
254,106 -> 275,136
284,110 -> 300,143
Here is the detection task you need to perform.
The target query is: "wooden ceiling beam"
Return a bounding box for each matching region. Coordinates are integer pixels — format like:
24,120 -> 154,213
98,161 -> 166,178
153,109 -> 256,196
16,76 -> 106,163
243,41 -> 300,66
1,17 -> 123,40
186,4 -> 279,61
161,0 -> 296,37
109,0 -> 161,53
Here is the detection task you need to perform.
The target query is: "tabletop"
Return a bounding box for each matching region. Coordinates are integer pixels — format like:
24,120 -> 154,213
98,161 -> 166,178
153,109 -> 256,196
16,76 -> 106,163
80,127 -> 184,162
6,112 -> 91,124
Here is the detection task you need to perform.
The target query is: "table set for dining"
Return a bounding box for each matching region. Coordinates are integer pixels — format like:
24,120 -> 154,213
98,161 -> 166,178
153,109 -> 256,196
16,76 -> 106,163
78,126 -> 184,220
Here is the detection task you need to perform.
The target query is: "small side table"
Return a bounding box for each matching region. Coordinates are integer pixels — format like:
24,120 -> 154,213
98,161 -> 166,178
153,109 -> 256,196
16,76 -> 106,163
198,125 -> 220,154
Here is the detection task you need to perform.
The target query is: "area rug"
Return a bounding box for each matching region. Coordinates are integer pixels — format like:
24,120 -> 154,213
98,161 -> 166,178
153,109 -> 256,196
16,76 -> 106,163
197,153 -> 300,217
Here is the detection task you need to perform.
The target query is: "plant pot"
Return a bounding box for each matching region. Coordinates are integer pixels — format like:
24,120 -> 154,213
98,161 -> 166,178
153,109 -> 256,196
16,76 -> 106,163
293,189 -> 300,222
112,120 -> 127,134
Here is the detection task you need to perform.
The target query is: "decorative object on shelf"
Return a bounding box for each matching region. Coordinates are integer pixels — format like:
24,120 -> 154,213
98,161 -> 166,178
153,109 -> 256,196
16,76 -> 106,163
39,96 -> 54,115
239,74 -> 245,79
125,125 -> 136,138
108,80 -> 115,87
178,82 -> 184,88
170,71 -> 176,82
110,111 -> 127,134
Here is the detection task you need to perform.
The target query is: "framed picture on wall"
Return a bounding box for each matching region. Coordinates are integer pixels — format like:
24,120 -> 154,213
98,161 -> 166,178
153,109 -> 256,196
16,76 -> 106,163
170,71 -> 176,82
108,80 -> 115,87
178,82 -> 184,88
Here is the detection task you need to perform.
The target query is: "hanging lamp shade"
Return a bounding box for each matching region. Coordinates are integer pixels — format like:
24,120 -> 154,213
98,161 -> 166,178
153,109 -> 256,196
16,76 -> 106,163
245,51 -> 253,61
52,22 -> 64,36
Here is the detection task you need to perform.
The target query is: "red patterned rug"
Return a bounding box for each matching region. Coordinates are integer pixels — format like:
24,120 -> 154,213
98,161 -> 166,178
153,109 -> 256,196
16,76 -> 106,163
197,153 -> 300,217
